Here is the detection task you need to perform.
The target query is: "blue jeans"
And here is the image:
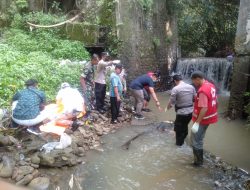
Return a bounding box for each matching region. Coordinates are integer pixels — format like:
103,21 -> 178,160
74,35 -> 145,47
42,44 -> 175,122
191,124 -> 209,149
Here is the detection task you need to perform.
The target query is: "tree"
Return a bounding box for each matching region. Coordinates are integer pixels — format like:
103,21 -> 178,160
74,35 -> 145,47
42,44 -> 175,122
177,0 -> 239,57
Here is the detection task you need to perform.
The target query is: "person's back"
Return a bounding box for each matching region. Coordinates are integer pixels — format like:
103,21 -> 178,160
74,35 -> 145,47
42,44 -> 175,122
130,74 -> 154,90
13,87 -> 45,120
171,81 -> 196,115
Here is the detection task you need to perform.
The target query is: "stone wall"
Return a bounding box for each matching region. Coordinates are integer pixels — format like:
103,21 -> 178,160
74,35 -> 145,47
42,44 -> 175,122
228,0 -> 250,118
116,0 -> 178,86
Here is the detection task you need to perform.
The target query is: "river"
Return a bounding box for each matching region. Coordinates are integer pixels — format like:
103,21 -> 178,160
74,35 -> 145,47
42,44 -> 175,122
149,92 -> 250,172
69,93 -> 249,190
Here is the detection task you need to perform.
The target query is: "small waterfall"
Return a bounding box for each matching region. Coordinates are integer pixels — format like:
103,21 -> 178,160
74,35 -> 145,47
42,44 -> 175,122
175,58 -> 233,92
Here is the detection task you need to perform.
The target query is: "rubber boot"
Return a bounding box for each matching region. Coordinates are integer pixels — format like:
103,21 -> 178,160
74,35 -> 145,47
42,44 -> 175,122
193,147 -> 203,167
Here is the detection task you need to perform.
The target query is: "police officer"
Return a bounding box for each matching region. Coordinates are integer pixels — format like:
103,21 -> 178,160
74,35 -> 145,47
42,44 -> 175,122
166,74 -> 196,146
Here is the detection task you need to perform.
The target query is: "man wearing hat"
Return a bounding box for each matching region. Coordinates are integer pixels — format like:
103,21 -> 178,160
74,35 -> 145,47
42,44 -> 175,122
95,52 -> 113,114
109,64 -> 123,124
166,74 -> 196,146
130,72 -> 162,120
12,79 -> 47,132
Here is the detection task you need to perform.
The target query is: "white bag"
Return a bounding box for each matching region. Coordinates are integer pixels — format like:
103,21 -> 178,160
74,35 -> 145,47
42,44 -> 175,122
55,133 -> 72,149
191,122 -> 199,134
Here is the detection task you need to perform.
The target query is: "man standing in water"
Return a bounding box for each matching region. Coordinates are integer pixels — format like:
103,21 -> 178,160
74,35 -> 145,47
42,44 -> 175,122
130,72 -> 162,120
191,71 -> 218,166
166,74 -> 196,146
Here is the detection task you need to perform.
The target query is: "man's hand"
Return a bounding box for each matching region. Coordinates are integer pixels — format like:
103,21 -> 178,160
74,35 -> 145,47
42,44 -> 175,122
117,95 -> 121,102
156,101 -> 162,111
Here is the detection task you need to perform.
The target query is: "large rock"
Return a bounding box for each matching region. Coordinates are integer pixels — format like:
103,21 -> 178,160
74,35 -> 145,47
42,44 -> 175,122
0,134 -> 12,146
39,148 -> 78,167
94,124 -> 104,136
13,166 -> 34,182
0,156 -> 16,178
31,154 -> 41,165
16,174 -> 33,186
28,177 -> 50,190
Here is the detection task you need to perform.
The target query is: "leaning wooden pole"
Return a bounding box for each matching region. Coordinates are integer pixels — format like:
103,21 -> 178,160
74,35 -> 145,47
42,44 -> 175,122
27,13 -> 81,29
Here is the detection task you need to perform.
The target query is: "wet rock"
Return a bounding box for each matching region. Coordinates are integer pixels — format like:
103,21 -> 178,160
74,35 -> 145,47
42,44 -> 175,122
31,154 -> 41,165
0,134 -> 12,146
16,174 -> 33,186
30,164 -> 39,169
28,177 -> 50,190
90,112 -> 99,120
94,124 -> 103,136
19,160 -> 28,166
14,166 -> 34,182
0,156 -> 16,178
214,180 -> 222,187
99,114 -> 109,122
39,149 -> 78,167
31,169 -> 40,178
39,154 -> 55,166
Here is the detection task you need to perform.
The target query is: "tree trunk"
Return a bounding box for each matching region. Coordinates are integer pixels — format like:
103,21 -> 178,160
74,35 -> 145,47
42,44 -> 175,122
228,0 -> 250,119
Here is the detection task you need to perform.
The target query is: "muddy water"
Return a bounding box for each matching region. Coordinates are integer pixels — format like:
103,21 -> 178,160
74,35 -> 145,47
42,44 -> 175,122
76,92 -> 250,190
80,125 -> 213,190
149,92 -> 250,172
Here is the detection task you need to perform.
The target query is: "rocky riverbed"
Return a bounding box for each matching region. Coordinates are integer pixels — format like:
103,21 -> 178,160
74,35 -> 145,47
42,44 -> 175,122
0,97 -> 133,189
0,98 -> 249,190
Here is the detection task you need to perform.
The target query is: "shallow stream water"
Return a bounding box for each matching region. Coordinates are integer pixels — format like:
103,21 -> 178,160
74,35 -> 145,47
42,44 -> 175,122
79,124 -> 213,190
149,93 -> 250,172
44,93 -> 250,190
77,93 -> 250,190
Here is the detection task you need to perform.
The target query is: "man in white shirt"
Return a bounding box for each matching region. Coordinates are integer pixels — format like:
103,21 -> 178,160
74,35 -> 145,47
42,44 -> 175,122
95,52 -> 113,114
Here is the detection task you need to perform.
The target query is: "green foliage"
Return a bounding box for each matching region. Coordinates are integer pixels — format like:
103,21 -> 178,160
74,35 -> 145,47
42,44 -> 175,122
177,0 -> 239,57
0,11 -> 90,107
153,37 -> 161,47
15,0 -> 28,11
138,0 -> 153,11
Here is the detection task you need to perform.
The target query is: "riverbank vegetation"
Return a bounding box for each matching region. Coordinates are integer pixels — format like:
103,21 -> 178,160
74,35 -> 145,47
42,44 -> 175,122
0,2 -> 89,107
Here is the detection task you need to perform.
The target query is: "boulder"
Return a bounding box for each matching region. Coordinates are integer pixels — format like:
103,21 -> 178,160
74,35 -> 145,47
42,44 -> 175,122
94,124 -> 103,136
39,149 -> 78,167
0,156 -> 16,178
31,154 -> 41,165
28,177 -> 50,190
13,166 -> 34,182
0,134 -> 12,146
16,174 -> 33,186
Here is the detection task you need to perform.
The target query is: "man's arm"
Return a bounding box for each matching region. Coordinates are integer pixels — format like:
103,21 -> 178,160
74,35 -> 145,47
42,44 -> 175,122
195,107 -> 208,123
195,93 -> 208,123
167,88 -> 177,110
99,61 -> 113,69
12,92 -> 19,102
114,86 -> 121,101
149,87 -> 161,109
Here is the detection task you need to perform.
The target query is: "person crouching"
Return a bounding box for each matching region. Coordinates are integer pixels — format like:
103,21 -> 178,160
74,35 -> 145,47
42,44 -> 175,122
110,64 -> 123,124
11,79 -> 47,134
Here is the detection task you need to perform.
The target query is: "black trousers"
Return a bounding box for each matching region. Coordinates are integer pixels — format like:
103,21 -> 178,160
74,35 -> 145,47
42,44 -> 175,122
174,113 -> 192,146
110,97 -> 120,122
95,82 -> 106,110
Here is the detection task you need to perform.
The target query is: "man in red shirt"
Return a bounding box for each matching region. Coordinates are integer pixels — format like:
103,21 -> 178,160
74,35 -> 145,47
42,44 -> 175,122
191,71 -> 218,166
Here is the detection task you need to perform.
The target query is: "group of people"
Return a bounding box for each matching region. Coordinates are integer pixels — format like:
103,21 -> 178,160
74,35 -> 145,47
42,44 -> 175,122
11,51 -> 218,167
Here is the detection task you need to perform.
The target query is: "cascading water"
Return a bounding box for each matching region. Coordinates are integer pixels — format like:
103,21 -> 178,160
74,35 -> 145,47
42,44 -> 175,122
175,58 -> 233,92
